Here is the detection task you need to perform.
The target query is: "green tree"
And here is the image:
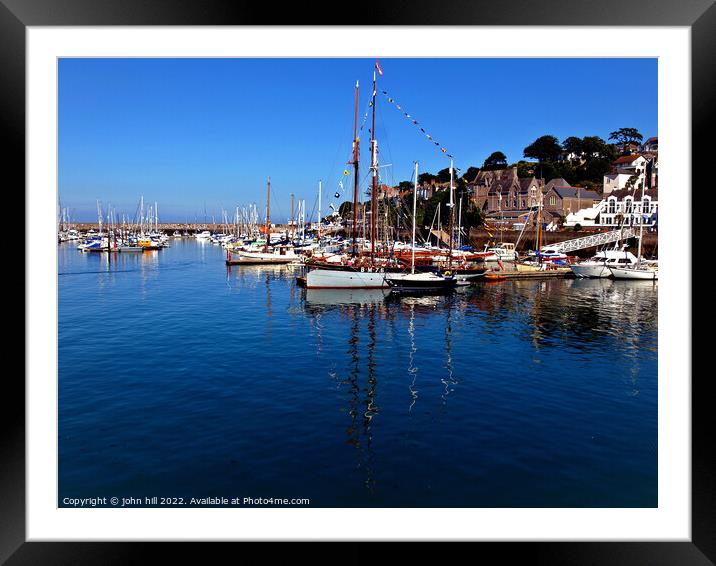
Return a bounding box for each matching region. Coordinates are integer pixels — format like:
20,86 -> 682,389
338,201 -> 353,218
511,160 -> 538,178
581,136 -> 615,161
418,172 -> 436,185
436,167 -> 455,184
482,151 -> 508,170
608,128 -> 643,149
421,189 -> 450,230
524,135 -> 562,163
561,136 -> 583,158
461,166 -> 480,182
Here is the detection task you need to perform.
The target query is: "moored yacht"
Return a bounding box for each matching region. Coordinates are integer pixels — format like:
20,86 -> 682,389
571,248 -> 639,278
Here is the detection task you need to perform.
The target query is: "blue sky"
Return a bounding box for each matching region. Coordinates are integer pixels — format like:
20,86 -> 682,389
59,58 -> 657,222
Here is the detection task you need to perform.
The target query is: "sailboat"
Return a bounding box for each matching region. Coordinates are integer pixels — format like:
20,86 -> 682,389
227,177 -> 299,265
305,69 -> 393,289
387,162 -> 457,293
609,159 -> 658,281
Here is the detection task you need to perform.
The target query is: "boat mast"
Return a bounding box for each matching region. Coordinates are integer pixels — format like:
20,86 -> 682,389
351,81 -> 360,256
636,159 -> 649,265
291,193 -> 295,243
458,193 -> 463,250
412,161 -> 418,274
317,180 -> 322,241
447,158 -> 455,269
265,176 -> 271,252
370,66 -> 378,264
536,179 -> 543,264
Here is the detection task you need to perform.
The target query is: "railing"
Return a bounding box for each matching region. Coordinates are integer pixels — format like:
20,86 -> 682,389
549,227 -> 637,253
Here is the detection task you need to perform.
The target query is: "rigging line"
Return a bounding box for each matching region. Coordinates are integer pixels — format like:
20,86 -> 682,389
376,102 -> 396,189
379,89 -> 457,164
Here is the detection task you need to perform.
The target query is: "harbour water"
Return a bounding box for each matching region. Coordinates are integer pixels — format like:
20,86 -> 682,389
58,240 -> 658,507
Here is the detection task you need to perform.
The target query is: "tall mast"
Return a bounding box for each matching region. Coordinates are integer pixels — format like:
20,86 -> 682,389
636,158 -> 649,264
458,193 -> 463,249
447,158 -> 455,268
412,161 -> 418,274
317,180 -> 322,241
290,193 -> 295,243
265,176 -> 271,252
351,80 -> 360,256
537,178 -> 543,264
370,66 -> 378,263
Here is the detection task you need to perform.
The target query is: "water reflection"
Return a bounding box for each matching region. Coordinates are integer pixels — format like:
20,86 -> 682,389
342,303 -> 378,493
58,241 -> 658,507
305,288 -> 389,308
407,303 -> 418,412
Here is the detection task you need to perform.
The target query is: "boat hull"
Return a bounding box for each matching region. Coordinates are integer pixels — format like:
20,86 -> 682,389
570,263 -> 611,278
227,251 -> 298,265
386,273 -> 457,293
609,266 -> 658,280
305,267 -> 388,289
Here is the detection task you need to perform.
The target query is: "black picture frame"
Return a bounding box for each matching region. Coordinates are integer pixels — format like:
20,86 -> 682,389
4,0 -> 708,562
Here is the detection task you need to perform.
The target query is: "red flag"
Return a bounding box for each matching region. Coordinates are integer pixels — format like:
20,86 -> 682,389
375,59 -> 383,76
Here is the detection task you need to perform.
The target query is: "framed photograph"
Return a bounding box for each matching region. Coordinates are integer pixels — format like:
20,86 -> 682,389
6,0 -> 709,562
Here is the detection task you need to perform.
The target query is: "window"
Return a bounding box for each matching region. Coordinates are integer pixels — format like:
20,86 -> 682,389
549,196 -> 556,206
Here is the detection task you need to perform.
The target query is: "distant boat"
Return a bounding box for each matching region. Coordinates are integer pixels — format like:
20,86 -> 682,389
227,178 -> 299,266
485,242 -> 518,261
228,247 -> 299,265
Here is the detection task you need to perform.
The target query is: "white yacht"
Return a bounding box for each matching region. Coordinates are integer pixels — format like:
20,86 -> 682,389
610,262 -> 658,280
485,242 -> 518,261
571,249 -> 639,278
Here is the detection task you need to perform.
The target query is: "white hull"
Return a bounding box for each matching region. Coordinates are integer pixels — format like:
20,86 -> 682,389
571,263 -> 612,278
235,250 -> 298,264
306,267 -> 388,289
610,266 -> 658,280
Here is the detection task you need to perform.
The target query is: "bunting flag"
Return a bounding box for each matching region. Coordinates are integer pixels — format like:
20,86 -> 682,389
380,89 -> 455,161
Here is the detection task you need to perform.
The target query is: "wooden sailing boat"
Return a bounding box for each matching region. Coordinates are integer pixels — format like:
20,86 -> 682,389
227,177 -> 298,265
305,65 -> 391,289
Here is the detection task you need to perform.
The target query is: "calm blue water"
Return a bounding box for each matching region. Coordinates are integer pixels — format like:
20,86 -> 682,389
58,240 -> 657,507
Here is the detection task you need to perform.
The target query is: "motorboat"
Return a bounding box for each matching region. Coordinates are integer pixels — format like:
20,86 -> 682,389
571,249 -> 639,278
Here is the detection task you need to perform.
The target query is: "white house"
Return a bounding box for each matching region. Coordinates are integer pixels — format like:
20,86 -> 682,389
597,188 -> 658,228
603,173 -> 634,194
612,154 -> 648,175
608,154 -> 658,194
563,188 -> 658,229
563,205 -> 602,228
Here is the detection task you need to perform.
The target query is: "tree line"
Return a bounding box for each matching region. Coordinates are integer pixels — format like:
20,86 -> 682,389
415,127 -> 645,191
335,127 -> 646,236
